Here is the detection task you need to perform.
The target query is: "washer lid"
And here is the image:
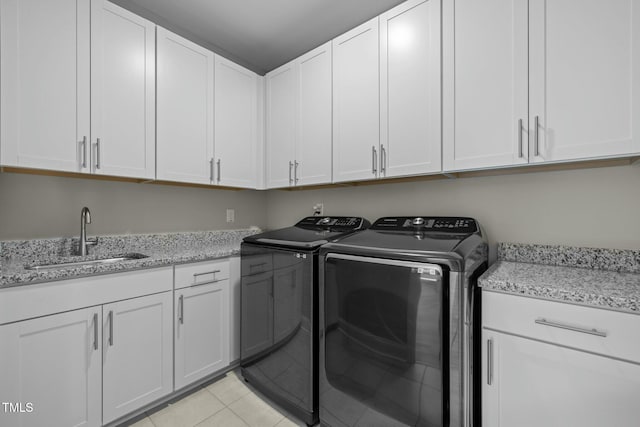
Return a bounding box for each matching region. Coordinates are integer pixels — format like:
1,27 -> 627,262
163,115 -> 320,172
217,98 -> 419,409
320,216 -> 485,270
243,216 -> 370,250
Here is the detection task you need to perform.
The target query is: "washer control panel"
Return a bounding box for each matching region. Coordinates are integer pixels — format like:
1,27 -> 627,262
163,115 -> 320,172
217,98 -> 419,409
296,216 -> 369,230
372,216 -> 478,233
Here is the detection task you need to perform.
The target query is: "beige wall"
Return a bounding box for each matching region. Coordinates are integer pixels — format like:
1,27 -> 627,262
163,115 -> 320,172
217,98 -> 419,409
266,164 -> 640,262
0,172 -> 267,240
3,165 -> 640,262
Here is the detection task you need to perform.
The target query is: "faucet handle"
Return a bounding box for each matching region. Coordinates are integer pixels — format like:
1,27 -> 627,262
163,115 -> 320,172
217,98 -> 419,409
86,237 -> 98,246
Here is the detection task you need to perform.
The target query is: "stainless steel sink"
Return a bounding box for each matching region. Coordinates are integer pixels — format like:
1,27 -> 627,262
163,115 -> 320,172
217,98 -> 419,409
26,253 -> 149,271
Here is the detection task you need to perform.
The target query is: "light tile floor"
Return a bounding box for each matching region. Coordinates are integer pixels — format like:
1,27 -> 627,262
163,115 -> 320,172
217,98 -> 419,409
125,370 -> 307,427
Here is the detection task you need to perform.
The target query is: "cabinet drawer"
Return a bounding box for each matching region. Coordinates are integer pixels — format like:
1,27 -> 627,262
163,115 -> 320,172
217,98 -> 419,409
175,259 -> 229,290
483,291 -> 640,363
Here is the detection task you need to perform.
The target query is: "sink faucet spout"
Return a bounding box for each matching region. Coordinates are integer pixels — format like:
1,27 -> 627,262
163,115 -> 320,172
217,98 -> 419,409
79,207 -> 97,256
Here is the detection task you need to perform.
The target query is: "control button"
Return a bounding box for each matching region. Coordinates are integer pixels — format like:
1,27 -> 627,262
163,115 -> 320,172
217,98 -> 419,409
320,217 -> 332,225
412,217 -> 425,226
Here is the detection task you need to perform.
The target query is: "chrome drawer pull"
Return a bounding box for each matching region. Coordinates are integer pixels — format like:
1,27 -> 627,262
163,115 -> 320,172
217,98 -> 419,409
193,270 -> 221,278
535,318 -> 607,337
178,295 -> 184,324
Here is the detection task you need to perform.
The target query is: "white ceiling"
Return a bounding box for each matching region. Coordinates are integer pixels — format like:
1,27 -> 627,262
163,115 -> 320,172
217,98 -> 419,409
110,0 -> 407,75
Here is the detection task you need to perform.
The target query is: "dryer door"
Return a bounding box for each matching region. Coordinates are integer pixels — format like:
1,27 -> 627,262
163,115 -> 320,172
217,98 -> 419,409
322,253 -> 447,426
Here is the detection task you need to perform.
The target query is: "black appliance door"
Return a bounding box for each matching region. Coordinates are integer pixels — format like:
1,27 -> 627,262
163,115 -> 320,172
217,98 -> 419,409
240,243 -> 314,416
321,253 -> 447,427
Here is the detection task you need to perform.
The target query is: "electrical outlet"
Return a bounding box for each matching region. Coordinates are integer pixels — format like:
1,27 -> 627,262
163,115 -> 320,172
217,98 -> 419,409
313,203 -> 324,216
226,209 -> 235,223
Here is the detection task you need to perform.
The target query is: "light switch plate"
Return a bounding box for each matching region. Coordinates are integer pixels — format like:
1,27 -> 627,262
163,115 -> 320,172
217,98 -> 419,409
226,209 -> 235,223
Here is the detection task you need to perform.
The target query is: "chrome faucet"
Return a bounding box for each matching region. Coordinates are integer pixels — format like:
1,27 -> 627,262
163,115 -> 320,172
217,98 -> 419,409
79,207 -> 98,256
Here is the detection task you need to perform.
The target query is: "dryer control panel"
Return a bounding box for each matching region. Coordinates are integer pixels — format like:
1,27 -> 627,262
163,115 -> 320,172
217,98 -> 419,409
371,216 -> 478,233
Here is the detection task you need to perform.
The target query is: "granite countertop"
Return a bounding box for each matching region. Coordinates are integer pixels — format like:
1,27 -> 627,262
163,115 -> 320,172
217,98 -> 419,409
479,243 -> 640,314
0,228 -> 261,289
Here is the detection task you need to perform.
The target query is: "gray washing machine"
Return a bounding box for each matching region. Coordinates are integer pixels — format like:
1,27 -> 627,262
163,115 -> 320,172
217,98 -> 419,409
319,216 -> 487,427
240,216 -> 370,426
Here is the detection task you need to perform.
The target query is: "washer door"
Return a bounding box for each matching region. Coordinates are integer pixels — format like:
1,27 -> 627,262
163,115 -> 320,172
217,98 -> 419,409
321,253 -> 447,427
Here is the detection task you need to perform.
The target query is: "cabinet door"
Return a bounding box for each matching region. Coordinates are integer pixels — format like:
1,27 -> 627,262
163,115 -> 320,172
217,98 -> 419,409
214,55 -> 258,188
241,271 -> 274,359
483,330 -> 640,427
0,308 -> 101,427
529,0 -> 639,162
157,28 -> 214,184
90,0 -> 155,179
380,0 -> 441,178
0,0 -> 90,172
266,62 -> 297,188
296,42 -> 333,186
175,280 -> 230,390
102,292 -> 173,424
442,0 -> 528,171
332,18 -> 380,183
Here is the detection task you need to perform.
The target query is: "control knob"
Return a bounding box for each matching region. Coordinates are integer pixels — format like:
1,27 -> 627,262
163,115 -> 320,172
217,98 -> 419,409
412,217 -> 425,226
320,217 -> 332,225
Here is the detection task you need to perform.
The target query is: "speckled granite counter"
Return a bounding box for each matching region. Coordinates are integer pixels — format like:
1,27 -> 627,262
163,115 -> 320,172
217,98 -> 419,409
479,243 -> 640,314
0,228 -> 261,288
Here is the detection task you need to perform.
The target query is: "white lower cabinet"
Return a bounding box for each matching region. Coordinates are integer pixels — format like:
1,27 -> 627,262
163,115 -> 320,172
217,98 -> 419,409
0,267 -> 173,427
174,280 -> 229,389
0,307 -> 102,427
483,291 -> 640,427
483,330 -> 640,427
102,292 -> 173,424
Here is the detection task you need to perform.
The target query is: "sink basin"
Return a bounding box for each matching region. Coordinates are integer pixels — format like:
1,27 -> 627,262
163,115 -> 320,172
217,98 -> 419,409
26,253 -> 149,271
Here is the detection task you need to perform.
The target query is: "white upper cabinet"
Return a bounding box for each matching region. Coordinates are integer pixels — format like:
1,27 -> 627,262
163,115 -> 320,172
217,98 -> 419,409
157,28 -> 214,184
266,62 -> 297,188
0,0 -> 91,172
214,55 -> 258,188
529,0 -> 640,162
444,0 -> 640,172
380,0 -> 442,178
443,0 -> 529,171
296,42 -> 333,186
91,0 -> 155,179
332,18 -> 380,183
266,42 -> 333,189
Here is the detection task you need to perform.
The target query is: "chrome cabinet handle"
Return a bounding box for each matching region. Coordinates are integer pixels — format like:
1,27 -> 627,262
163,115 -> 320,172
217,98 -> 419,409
209,158 -> 214,182
93,313 -> 98,351
518,119 -> 524,158
294,161 -> 299,184
95,138 -> 101,169
534,115 -> 540,157
487,338 -> 493,385
535,318 -> 607,337
178,295 -> 184,324
108,310 -> 114,346
217,159 -> 221,183
82,136 -> 88,168
289,161 -> 294,185
372,146 -> 377,175
381,145 -> 386,175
